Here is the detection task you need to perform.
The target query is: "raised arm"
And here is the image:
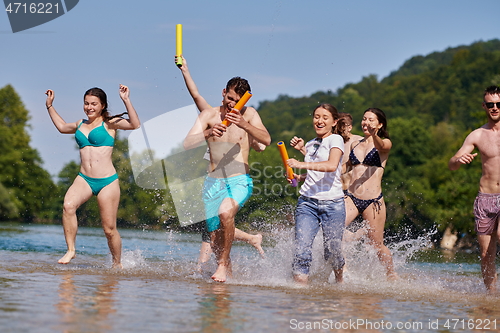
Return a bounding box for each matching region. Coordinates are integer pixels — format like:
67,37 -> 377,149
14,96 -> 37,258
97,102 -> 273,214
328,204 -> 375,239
175,55 -> 211,112
372,136 -> 392,154
108,84 -> 141,130
366,123 -> 392,154
290,136 -> 306,155
45,89 -> 79,134
449,131 -> 478,170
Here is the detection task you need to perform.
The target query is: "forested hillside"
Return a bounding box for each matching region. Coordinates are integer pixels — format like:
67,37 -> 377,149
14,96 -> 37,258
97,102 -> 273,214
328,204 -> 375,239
254,39 -> 500,239
2,39 -> 500,243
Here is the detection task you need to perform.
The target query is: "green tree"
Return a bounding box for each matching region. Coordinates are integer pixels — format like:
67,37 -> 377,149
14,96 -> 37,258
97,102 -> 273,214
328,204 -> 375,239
0,182 -> 18,218
238,146 -> 299,229
0,84 -> 57,221
113,134 -> 166,227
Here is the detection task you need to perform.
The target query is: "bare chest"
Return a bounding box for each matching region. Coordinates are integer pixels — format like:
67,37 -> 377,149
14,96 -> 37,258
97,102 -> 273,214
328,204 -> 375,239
210,123 -> 249,144
477,131 -> 500,159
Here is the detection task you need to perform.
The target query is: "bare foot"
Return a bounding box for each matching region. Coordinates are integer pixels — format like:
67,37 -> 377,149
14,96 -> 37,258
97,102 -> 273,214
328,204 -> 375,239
486,289 -> 497,295
333,269 -> 343,283
387,271 -> 399,281
211,264 -> 232,283
111,262 -> 123,269
58,250 -> 76,264
486,284 -> 498,295
293,273 -> 308,285
250,234 -> 265,258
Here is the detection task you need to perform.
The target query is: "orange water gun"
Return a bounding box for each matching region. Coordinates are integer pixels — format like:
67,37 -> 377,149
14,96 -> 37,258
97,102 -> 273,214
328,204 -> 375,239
221,91 -> 252,126
277,141 -> 298,187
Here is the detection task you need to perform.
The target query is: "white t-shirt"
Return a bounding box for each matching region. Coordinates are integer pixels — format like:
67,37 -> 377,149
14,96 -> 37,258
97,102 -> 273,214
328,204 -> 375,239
299,134 -> 344,200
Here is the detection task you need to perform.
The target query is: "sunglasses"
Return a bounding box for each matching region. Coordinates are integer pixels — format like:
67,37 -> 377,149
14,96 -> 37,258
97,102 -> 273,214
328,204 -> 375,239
310,138 -> 322,157
484,102 -> 500,109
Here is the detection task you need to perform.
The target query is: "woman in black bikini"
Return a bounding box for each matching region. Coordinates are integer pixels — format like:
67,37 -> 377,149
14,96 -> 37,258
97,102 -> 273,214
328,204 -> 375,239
344,108 -> 397,280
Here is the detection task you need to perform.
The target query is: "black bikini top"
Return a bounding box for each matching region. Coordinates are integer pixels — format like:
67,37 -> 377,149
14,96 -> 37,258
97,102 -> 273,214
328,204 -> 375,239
349,141 -> 383,168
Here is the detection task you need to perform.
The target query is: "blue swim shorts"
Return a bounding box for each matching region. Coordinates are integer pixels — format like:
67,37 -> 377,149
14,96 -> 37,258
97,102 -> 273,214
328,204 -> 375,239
203,174 -> 253,232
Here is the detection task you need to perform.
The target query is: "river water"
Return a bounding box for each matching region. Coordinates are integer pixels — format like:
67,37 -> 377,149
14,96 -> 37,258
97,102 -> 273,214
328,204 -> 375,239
1,222 -> 499,333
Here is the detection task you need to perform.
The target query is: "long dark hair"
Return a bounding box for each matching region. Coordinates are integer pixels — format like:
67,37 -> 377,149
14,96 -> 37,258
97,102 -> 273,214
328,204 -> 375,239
365,107 -> 390,139
84,87 -> 127,121
313,104 -> 349,142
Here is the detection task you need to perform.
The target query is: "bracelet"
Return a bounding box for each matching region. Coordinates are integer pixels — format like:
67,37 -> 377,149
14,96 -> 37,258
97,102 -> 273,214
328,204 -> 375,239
46,105 -> 52,109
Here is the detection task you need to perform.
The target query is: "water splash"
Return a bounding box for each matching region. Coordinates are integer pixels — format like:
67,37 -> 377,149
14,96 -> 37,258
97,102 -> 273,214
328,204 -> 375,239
0,223 -> 491,303
185,221 -> 489,302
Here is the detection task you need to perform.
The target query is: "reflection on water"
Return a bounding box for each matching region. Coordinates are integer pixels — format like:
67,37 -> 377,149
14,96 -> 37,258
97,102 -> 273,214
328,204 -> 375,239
198,283 -> 233,333
55,272 -> 118,332
1,223 -> 500,333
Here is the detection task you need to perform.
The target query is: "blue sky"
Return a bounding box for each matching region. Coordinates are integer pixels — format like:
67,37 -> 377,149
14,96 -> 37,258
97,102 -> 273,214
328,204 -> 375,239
1,0 -> 499,175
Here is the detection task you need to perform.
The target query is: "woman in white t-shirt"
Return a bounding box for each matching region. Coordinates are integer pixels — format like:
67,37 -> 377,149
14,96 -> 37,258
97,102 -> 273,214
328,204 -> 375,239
287,104 -> 348,285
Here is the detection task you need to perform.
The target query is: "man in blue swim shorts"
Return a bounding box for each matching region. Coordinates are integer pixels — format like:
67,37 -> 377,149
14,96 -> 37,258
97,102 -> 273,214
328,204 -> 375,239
184,77 -> 271,282
449,85 -> 500,293
203,174 -> 253,232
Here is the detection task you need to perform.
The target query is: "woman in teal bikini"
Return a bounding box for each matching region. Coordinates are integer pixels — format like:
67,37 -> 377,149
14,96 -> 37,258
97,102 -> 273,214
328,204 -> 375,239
45,85 -> 140,268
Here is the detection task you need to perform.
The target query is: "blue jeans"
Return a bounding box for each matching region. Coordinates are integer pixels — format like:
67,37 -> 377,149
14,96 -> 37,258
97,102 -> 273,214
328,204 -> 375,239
293,195 -> 345,275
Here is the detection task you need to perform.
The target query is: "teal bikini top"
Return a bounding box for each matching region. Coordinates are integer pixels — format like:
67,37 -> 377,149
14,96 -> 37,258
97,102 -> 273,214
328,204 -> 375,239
75,121 -> 115,149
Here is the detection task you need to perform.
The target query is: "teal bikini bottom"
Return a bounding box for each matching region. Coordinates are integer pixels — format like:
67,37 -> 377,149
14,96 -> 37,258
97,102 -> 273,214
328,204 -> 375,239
78,172 -> 118,195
